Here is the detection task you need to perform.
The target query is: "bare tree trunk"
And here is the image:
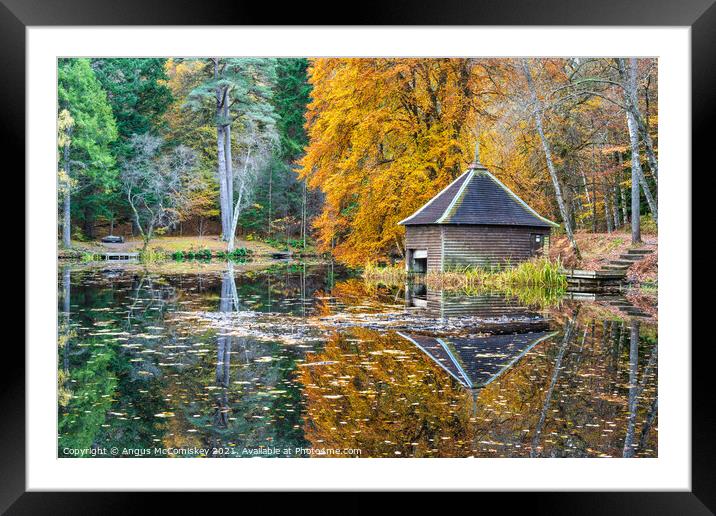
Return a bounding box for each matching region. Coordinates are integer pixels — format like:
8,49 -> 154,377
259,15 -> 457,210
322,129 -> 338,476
224,99 -> 234,227
591,176 -> 598,233
612,185 -> 620,229
605,183 -> 613,234
619,59 -> 658,228
63,187 -> 71,248
630,143 -> 642,244
227,184 -> 244,253
62,140 -> 72,247
227,147 -> 251,253
639,71 -> 658,184
267,167 -> 273,238
580,170 -> 592,229
302,180 -> 307,249
618,155 -> 629,227
217,124 -> 229,240
522,59 -> 581,259
213,59 -> 230,241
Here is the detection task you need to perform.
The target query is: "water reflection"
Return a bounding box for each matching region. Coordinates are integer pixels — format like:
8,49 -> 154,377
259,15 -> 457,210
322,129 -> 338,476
58,262 -> 657,458
406,283 -> 542,319
396,331 -> 558,390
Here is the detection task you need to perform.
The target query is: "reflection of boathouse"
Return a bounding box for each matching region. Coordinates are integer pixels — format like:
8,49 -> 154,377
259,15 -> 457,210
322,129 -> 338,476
398,331 -> 556,390
406,284 -> 544,322
399,156 -> 558,273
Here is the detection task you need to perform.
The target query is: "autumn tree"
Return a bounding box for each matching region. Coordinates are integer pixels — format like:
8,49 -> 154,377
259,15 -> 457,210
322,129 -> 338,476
300,58 -> 501,264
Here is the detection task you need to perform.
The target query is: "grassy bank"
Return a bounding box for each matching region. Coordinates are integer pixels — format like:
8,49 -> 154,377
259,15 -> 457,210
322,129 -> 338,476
60,235 -> 283,259
363,257 -> 567,291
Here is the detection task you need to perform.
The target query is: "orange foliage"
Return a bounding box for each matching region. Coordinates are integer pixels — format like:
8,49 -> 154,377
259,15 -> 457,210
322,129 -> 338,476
299,58 -> 501,265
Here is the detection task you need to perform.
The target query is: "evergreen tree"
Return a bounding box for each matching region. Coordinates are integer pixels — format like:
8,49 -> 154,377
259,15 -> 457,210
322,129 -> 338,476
239,58 -> 314,245
58,58 -> 118,240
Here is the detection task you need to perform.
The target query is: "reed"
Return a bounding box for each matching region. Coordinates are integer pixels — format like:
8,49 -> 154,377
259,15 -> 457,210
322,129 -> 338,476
363,257 -> 566,292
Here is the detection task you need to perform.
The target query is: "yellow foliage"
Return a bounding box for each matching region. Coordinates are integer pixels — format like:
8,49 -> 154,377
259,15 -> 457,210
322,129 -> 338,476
300,58 -> 498,265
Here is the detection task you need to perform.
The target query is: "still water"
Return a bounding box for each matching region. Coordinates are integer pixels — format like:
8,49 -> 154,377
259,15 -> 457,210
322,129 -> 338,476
58,262 -> 657,458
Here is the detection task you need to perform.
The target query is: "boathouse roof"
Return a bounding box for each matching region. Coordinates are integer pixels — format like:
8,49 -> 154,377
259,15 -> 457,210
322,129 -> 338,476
398,161 -> 558,228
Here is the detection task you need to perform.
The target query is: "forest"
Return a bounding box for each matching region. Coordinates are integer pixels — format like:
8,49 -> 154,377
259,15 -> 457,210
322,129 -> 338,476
58,57 -> 658,266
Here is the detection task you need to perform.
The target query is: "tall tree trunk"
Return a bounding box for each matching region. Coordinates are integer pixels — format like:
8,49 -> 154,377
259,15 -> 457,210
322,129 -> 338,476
591,176 -> 598,233
62,142 -> 72,247
521,59 -> 581,259
224,97 -> 234,228
630,143 -> 642,244
267,167 -> 273,237
619,59 -> 658,229
302,180 -> 307,249
639,71 -> 658,184
619,156 -> 629,227
604,183 -> 613,233
213,59 -> 230,241
63,186 -> 71,248
216,124 -> 229,239
227,147 -> 251,253
612,185 -> 620,229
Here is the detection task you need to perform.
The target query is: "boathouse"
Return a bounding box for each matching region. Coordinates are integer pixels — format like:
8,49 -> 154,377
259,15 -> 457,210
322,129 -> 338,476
398,155 -> 558,273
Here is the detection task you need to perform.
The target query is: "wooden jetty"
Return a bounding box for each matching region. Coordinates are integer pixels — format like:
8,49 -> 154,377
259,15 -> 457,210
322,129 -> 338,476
98,252 -> 139,261
562,268 -> 626,292
562,248 -> 653,293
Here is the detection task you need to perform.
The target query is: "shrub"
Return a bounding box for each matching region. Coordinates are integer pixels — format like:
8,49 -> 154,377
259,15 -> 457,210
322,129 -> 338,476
641,214 -> 657,235
139,247 -> 167,263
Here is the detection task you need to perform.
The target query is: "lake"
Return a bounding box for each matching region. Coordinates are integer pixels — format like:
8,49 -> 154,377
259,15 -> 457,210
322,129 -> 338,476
57,261 -> 657,458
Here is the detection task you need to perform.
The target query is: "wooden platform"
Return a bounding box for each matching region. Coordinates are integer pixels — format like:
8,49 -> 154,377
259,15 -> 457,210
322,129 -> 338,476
99,252 -> 139,261
561,269 -> 627,279
561,268 -> 625,293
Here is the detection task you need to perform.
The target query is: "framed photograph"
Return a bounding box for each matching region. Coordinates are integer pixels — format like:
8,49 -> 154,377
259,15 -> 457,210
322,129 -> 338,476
6,0 -> 708,511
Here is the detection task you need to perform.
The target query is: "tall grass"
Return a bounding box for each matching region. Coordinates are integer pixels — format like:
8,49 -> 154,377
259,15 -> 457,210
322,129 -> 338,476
363,257 -> 566,292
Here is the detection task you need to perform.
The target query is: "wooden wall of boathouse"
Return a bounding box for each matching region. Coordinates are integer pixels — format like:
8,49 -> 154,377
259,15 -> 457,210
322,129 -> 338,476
405,225 -> 443,272
405,224 -> 550,272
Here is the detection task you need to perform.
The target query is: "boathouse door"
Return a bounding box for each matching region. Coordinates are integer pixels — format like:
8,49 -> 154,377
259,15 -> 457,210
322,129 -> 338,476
530,234 -> 544,256
411,249 -> 428,273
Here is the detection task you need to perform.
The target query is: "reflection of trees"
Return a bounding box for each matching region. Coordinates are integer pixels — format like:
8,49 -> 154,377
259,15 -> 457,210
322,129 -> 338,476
298,317 -> 658,458
58,267 -> 73,407
58,337 -> 118,454
623,320 -> 640,457
530,318 -> 575,457
298,328 -> 474,457
168,263 -> 308,456
126,272 -> 178,332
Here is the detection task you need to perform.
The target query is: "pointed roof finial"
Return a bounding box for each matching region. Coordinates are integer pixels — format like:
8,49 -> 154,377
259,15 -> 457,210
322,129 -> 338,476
470,135 -> 482,169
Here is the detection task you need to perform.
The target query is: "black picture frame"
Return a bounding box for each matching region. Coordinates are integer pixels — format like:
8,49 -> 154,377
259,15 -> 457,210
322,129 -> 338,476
4,0 -> 706,513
